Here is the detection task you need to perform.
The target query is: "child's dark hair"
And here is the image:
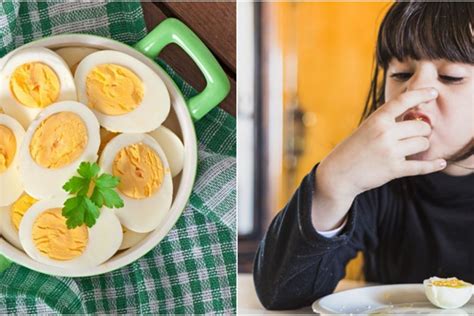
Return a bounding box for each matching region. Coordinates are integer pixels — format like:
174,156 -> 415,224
360,1 -> 474,123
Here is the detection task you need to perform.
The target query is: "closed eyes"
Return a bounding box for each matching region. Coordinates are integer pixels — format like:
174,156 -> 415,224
390,72 -> 465,84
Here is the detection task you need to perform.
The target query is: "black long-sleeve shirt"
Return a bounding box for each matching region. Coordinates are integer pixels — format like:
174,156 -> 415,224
253,164 -> 474,310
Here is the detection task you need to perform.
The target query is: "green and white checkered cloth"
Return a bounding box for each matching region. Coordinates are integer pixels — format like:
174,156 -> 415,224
0,1 -> 236,314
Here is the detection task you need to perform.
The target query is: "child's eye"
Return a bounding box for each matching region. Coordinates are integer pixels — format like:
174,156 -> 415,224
390,72 -> 412,81
439,75 -> 464,84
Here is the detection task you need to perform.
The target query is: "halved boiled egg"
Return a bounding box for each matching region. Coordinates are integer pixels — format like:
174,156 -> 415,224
99,133 -> 173,233
0,47 -> 76,128
424,276 -> 473,309
19,197 -> 122,269
54,47 -> 98,74
0,193 -> 37,249
119,226 -> 149,251
149,126 -> 184,177
0,114 -> 25,206
74,50 -> 170,133
19,101 -> 100,199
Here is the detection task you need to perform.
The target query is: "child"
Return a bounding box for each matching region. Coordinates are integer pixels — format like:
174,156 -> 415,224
254,1 -> 473,310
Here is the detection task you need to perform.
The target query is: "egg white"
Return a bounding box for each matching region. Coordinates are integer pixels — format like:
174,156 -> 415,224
19,197 -> 123,270
149,126 -> 184,177
119,228 -> 149,251
19,101 -> 100,199
424,277 -> 473,309
0,114 -> 25,206
0,47 -> 77,128
74,50 -> 170,133
54,46 -> 99,74
0,204 -> 22,250
99,133 -> 173,233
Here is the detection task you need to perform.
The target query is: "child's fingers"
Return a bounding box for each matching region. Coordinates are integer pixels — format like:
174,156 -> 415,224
401,159 -> 447,176
398,137 -> 430,156
383,88 -> 438,118
393,120 -> 432,140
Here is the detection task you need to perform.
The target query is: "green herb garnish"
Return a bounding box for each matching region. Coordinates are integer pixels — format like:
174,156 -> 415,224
62,162 -> 124,229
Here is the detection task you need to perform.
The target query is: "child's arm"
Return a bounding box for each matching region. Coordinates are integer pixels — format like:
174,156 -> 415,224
312,88 -> 446,231
253,165 -> 378,310
254,88 -> 446,310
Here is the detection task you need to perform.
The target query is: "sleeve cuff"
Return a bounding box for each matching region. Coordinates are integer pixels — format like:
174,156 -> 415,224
297,164 -> 357,248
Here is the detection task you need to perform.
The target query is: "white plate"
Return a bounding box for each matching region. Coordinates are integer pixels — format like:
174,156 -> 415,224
312,284 -> 474,315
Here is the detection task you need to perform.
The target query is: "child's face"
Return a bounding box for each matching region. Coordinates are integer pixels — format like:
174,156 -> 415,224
385,58 -> 473,163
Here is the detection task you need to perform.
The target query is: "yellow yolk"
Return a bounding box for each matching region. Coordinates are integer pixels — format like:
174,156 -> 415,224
112,143 -> 164,200
10,193 -> 38,231
32,208 -> 88,261
9,62 -> 60,108
0,125 -> 16,173
432,278 -> 467,288
29,112 -> 88,169
99,127 -> 119,155
86,64 -> 144,116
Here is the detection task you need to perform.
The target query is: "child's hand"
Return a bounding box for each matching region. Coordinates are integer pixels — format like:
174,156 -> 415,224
319,88 -> 446,199
312,88 -> 447,231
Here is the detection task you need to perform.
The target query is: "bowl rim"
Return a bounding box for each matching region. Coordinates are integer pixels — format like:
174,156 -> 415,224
0,33 -> 198,277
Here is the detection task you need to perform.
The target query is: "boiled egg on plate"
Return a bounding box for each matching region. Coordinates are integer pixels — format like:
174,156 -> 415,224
19,197 -> 122,269
19,101 -> 100,199
99,133 -> 173,233
54,47 -> 98,74
149,126 -> 184,177
0,193 -> 37,249
0,47 -> 76,128
424,276 -> 473,309
0,114 -> 25,206
119,226 -> 149,251
74,50 -> 170,133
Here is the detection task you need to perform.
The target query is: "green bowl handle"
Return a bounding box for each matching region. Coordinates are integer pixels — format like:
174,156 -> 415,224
134,18 -> 230,121
0,254 -> 11,273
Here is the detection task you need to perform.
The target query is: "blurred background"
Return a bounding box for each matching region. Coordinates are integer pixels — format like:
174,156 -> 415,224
238,2 -> 392,281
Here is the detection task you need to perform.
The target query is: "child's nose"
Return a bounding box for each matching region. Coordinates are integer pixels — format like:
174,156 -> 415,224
405,68 -> 438,92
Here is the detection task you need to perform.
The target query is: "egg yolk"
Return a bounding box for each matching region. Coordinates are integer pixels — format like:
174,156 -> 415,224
0,125 -> 16,173
86,64 -> 144,116
432,278 -> 467,288
32,208 -> 88,261
10,193 -> 38,231
29,112 -> 88,169
10,62 -> 60,108
112,143 -> 164,200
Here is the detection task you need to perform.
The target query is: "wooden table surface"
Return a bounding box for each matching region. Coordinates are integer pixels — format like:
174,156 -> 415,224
141,2 -> 236,117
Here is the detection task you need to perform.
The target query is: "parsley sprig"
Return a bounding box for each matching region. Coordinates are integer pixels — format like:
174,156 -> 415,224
62,162 -> 124,229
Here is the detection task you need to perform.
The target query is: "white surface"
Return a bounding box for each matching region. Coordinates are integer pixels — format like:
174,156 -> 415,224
0,34 -> 197,277
238,273 -> 367,314
316,217 -> 347,238
238,273 -> 313,314
236,1 -> 256,236
313,284 -> 474,315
